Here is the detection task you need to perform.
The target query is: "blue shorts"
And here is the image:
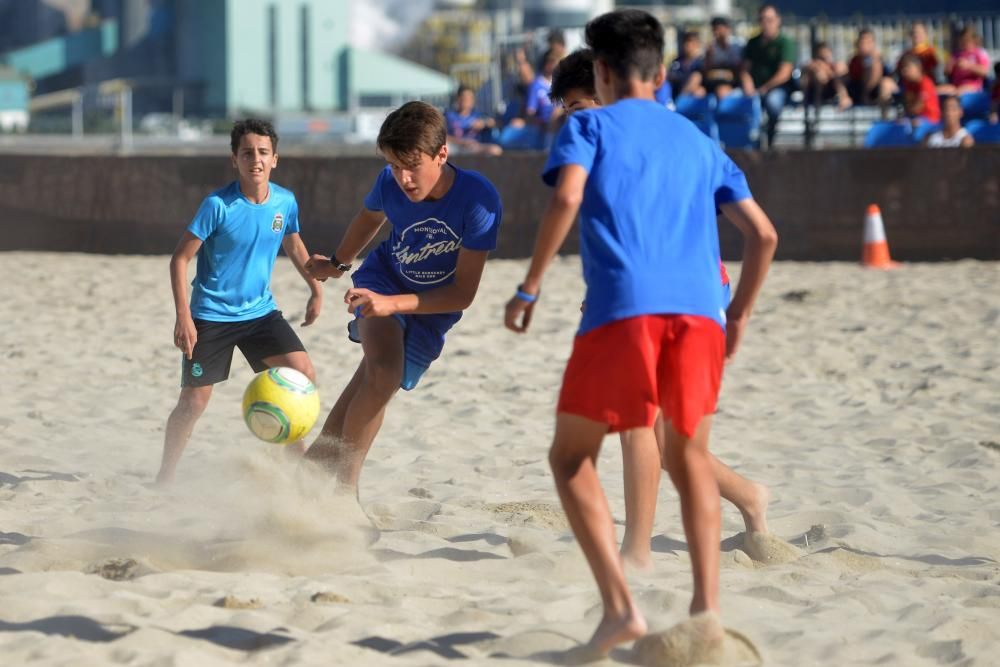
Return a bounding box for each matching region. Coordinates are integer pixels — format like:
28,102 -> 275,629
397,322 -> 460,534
349,251 -> 462,391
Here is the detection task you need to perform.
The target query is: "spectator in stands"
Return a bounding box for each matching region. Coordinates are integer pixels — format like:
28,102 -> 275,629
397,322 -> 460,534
924,95 -> 974,147
702,16 -> 743,99
939,26 -> 991,95
549,49 -> 599,113
899,53 -> 941,126
846,28 -> 884,106
445,85 -> 502,156
546,28 -> 568,61
741,4 -> 796,147
801,41 -> 851,110
669,31 -> 706,98
879,22 -> 941,116
525,49 -> 561,127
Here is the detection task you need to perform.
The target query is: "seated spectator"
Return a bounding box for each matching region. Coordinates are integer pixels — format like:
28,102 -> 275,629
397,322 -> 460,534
741,3 -> 796,147
879,21 -> 941,115
846,28 -> 885,106
549,49 -> 599,113
445,85 -> 502,156
801,41 -> 851,110
899,53 -> 941,126
669,31 -> 706,98
524,49 -> 561,127
924,95 -> 974,147
939,26 -> 991,95
702,16 -> 743,99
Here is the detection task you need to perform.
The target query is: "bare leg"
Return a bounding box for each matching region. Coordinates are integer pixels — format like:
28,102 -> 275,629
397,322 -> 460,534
619,428 -> 660,570
304,317 -> 403,490
551,413 -> 647,655
156,385 -> 213,484
659,416 -> 720,615
261,351 -> 317,456
654,416 -> 768,534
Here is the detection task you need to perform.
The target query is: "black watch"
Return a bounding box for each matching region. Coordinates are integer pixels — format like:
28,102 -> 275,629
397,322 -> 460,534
330,254 -> 352,272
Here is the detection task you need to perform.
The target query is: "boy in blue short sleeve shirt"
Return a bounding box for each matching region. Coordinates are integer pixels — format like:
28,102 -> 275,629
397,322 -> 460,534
305,101 -> 502,493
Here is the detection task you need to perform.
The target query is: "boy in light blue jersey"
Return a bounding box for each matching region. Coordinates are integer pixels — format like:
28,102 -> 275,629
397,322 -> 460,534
505,10 -> 778,655
305,101 -> 502,494
156,119 -> 323,484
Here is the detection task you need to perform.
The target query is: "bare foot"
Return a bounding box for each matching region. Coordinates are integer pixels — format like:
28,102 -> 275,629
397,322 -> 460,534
739,482 -> 770,534
587,603 -> 648,656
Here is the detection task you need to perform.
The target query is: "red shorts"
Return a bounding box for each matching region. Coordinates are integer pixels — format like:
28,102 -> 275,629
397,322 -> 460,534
557,315 -> 725,437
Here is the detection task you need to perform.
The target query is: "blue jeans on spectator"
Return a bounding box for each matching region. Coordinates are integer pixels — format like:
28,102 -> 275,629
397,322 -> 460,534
762,87 -> 788,147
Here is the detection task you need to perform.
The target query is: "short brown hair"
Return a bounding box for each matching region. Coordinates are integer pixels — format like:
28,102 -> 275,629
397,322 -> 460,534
231,118 -> 278,154
376,101 -> 447,167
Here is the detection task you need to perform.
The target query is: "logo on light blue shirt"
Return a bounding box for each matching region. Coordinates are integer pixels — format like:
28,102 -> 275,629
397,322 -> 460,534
271,213 -> 284,233
391,218 -> 462,285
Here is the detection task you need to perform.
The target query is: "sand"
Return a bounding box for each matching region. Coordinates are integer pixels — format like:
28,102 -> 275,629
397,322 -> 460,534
1,253 -> 998,665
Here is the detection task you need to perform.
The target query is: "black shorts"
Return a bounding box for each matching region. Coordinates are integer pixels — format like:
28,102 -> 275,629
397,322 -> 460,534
181,311 -> 306,387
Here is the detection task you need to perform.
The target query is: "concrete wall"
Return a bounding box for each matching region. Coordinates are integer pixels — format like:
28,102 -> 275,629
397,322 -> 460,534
1,148 -> 998,260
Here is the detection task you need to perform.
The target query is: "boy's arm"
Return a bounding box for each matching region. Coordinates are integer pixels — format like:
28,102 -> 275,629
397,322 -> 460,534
345,248 -> 489,317
504,164 -> 587,333
718,198 -> 778,360
170,231 -> 202,360
305,207 -> 386,281
281,232 -> 323,326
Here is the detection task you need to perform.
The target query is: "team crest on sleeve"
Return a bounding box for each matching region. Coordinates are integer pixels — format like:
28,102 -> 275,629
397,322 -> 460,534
391,218 -> 463,285
271,213 -> 284,233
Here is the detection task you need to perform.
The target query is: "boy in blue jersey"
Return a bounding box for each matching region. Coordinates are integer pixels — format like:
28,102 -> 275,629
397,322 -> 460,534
505,10 -> 778,655
550,50 -> 771,572
156,119 -> 323,484
304,102 -> 502,493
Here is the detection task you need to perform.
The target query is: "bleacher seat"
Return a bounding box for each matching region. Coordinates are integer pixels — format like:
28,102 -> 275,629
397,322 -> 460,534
715,94 -> 762,149
959,91 -> 991,121
674,94 -> 718,141
913,122 -> 940,142
863,121 -> 916,148
498,124 -> 544,150
969,121 -> 1000,144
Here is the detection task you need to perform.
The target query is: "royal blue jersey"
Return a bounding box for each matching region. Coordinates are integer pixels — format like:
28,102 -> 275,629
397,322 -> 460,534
187,181 -> 300,322
542,98 -> 751,335
362,165 -> 502,292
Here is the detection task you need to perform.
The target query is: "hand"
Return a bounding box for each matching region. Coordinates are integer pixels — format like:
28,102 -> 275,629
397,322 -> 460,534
838,95 -> 853,111
505,295 -> 537,333
174,314 -> 197,360
305,254 -> 343,282
725,311 -> 749,361
302,291 -> 322,326
344,288 -> 397,318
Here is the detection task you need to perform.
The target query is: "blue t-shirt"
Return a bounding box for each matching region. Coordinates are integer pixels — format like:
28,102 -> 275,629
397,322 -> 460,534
445,108 -> 483,139
542,98 -> 752,335
187,181 -> 300,322
362,165 -> 502,293
525,75 -> 555,122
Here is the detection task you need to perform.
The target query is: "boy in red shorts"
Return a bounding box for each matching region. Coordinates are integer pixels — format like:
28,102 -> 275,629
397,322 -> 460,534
505,9 -> 778,655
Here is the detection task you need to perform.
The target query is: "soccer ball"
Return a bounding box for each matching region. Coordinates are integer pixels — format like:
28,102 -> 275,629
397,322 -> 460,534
242,367 -> 320,444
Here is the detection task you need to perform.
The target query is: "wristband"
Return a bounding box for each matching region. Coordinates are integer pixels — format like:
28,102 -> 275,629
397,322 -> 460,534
330,254 -> 353,272
515,284 -> 538,303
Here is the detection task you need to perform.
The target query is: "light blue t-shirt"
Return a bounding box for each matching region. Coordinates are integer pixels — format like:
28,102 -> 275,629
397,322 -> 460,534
362,165 -> 502,293
188,181 -> 300,322
542,98 -> 752,335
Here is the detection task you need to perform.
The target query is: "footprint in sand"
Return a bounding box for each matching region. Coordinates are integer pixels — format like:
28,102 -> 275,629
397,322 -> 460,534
633,613 -> 762,667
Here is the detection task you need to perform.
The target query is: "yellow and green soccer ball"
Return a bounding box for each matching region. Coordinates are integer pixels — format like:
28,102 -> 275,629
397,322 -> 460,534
242,367 -> 320,444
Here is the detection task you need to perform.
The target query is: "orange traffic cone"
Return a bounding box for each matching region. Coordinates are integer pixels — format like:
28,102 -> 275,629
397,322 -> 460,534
862,204 -> 898,269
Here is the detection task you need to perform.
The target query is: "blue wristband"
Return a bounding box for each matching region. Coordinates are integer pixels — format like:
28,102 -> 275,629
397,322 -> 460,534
515,285 -> 538,303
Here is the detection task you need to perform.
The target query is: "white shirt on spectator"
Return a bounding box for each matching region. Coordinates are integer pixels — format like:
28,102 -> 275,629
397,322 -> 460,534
926,128 -> 970,147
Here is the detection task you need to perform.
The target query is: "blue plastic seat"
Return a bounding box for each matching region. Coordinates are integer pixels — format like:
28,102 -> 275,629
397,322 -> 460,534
913,122 -> 940,142
863,121 -> 916,148
715,93 -> 761,149
959,91 -> 991,120
970,121 -> 1000,144
674,94 -> 718,141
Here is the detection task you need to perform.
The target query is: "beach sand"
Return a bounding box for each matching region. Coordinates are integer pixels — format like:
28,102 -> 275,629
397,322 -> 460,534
0,253 -> 998,665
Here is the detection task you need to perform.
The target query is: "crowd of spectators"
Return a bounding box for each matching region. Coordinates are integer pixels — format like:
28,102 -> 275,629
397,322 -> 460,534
442,5 -> 1000,153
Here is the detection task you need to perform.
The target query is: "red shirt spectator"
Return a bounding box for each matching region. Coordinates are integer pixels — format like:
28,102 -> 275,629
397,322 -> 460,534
904,74 -> 940,123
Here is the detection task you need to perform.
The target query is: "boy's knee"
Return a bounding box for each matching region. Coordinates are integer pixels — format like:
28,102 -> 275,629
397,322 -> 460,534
548,440 -> 582,478
363,358 -> 403,397
177,389 -> 211,417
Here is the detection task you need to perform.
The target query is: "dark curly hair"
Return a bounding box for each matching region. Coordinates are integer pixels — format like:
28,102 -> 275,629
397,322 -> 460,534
230,118 -> 278,154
